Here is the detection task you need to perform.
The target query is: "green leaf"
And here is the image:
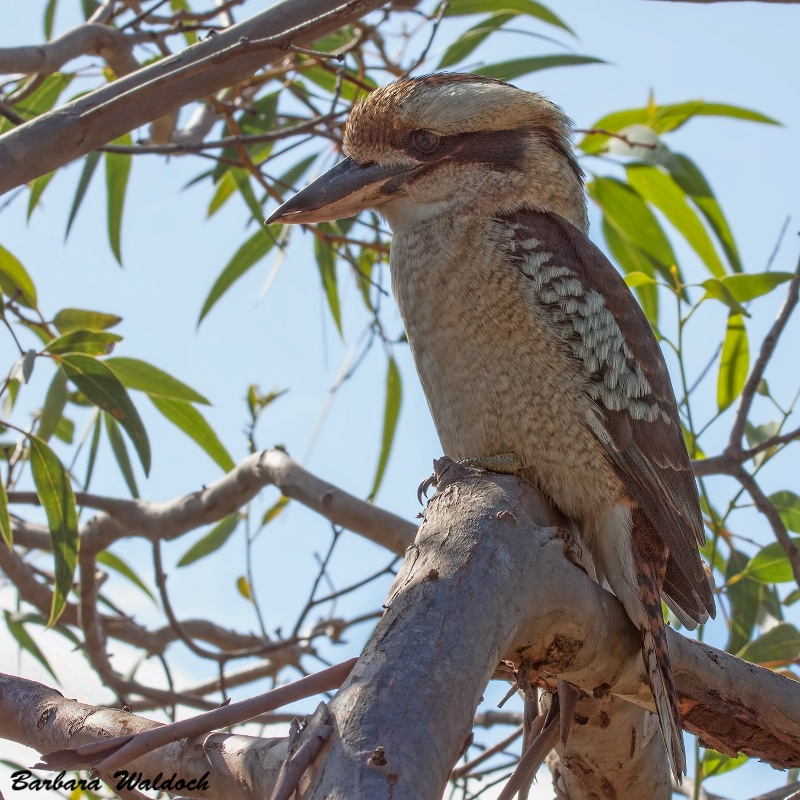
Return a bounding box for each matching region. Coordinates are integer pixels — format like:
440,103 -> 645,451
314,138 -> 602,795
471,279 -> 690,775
237,575 -> 252,600
370,357 -> 402,500
27,171 -> 56,220
83,412 -> 102,490
104,356 -> 209,404
738,622 -> 800,665
4,611 -> 58,682
28,437 -> 78,625
0,482 -> 11,547
273,153 -> 318,195
653,101 -> 779,134
4,73 -> 73,130
65,151 -> 101,240
198,227 -> 281,324
701,750 -> 748,780
53,416 -> 74,445
725,549 -> 761,654
475,55 -> 603,82
53,308 -> 122,334
589,178 -> 678,282
44,0 -> 58,39
58,353 -> 151,474
38,368 -> 69,443
149,396 -> 235,472
170,0 -> 197,45
208,170 -> 237,217
300,63 -> 376,103
262,495 -> 289,526
770,491 -> 800,533
104,413 -> 139,498
0,244 -> 38,307
745,537 -> 800,583
717,312 -> 748,412
232,168 -> 263,223
46,329 -> 122,355
745,420 -> 781,468
97,550 -> 155,601
663,153 -> 742,273
626,164 -> 726,278
438,13 -> 515,69
443,0 -> 573,33
105,134 -> 132,265
700,278 -> 749,316
177,513 -> 240,566
578,100 -> 777,154
721,272 -> 794,303
604,220 -> 658,324
315,223 -> 342,335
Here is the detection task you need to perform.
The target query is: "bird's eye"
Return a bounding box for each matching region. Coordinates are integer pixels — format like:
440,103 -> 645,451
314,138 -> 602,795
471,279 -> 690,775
411,129 -> 441,155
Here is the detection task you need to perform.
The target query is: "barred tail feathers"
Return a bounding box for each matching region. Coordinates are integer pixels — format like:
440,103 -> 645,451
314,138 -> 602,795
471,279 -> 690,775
591,504 -> 686,781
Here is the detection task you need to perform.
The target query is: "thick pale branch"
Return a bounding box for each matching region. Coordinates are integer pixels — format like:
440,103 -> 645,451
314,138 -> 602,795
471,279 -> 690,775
300,464 -> 800,799
0,673 -> 287,800
0,0 -> 387,193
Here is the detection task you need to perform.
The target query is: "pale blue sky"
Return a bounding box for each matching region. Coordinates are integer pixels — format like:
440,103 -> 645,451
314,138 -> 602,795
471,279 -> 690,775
1,1 -> 799,797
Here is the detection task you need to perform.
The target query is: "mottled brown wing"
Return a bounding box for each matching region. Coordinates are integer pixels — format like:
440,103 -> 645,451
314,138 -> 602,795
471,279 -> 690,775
503,209 -> 714,623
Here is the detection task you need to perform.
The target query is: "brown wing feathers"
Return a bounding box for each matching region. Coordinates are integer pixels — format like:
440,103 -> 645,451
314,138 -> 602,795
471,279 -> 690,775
504,209 -> 714,626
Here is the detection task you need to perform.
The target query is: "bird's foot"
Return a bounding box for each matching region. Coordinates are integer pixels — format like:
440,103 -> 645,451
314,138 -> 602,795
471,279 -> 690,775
458,451 -> 525,475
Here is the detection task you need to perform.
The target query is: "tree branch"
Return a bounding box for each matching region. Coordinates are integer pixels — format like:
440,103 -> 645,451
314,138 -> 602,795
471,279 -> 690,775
0,0 -> 388,194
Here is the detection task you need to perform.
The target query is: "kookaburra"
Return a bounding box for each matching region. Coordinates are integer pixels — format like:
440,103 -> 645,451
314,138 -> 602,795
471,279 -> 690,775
266,73 -> 716,780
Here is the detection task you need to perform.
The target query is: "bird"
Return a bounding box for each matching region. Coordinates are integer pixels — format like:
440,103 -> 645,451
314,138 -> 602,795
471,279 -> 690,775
265,73 -> 716,781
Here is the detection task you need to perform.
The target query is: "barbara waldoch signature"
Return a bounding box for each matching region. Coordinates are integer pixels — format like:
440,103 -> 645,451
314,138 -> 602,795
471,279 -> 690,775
10,769 -> 210,792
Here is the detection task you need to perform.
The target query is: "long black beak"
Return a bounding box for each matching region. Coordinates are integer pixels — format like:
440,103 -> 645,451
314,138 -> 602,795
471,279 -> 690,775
265,156 -> 417,225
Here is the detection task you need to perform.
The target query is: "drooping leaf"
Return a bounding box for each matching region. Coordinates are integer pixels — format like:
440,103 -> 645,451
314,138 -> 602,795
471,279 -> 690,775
315,223 -> 342,335
28,437 -> 78,625
149,396 -> 235,472
770,491 -> 800,533
37,368 -> 69,443
438,13 -> 515,69
738,622 -> 800,665
701,750 -> 748,780
237,575 -> 252,600
53,416 -> 74,445
46,329 -> 122,355
262,495 -> 290,526
104,413 -> 139,498
4,611 -> 58,682
370,357 -> 402,500
208,170 -> 237,217
604,220 -> 658,323
27,171 -> 56,220
653,101 -> 779,134
4,73 -> 73,129
725,549 -> 761,654
198,227 -> 281,324
745,420 -> 781,468
475,55 -> 603,82
58,353 -> 151,474
178,514 -> 240,566
299,63 -> 376,103
717,312 -> 748,412
97,550 -> 155,601
53,308 -> 122,334
0,482 -> 11,547
663,153 -> 742,273
443,0 -> 573,33
44,0 -> 58,39
700,278 -> 749,317
104,356 -> 209,404
626,164 -> 726,278
0,244 -> 38,307
105,134 -> 133,265
745,537 -> 800,584
589,178 -> 678,282
65,151 -> 101,240
83,411 -> 102,491
232,168 -> 263,223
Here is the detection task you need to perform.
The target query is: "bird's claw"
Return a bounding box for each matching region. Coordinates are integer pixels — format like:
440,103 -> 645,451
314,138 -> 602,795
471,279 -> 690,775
417,472 -> 437,505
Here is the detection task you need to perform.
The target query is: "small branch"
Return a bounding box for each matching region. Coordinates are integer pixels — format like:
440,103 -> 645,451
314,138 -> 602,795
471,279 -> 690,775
734,467 -> 800,586
728,252 -> 800,457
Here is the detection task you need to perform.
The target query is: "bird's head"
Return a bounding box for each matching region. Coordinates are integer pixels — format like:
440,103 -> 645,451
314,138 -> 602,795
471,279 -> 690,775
265,74 -> 588,233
